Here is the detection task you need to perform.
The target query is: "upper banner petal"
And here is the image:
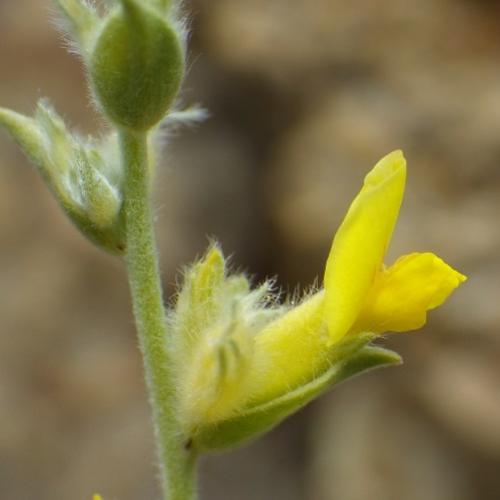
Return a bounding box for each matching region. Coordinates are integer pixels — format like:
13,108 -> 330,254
324,150 -> 406,343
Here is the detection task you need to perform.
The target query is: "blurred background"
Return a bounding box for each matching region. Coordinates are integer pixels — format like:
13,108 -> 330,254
0,0 -> 499,498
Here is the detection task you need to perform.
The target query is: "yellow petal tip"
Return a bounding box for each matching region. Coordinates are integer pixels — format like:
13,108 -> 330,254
365,150 -> 406,188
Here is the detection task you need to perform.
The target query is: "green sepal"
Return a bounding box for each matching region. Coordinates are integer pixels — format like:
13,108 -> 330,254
148,0 -> 170,13
172,244 -> 227,359
334,345 -> 402,384
0,107 -> 45,165
0,102 -> 126,255
90,0 -> 185,131
54,0 -> 102,56
159,105 -> 209,131
106,0 -> 173,14
193,339 -> 401,451
59,191 -> 126,255
76,146 -> 122,229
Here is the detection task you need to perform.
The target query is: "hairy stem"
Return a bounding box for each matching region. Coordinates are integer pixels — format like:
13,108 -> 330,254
120,130 -> 197,500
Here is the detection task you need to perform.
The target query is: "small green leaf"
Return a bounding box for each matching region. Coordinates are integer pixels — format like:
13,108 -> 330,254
193,340 -> 401,451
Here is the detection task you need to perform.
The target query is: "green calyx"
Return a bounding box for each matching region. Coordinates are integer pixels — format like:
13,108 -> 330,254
194,343 -> 402,451
90,0 -> 185,131
0,101 -> 126,254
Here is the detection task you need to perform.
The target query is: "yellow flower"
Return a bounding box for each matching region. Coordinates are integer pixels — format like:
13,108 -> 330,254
324,150 -> 465,341
247,150 -> 465,402
178,150 -> 466,450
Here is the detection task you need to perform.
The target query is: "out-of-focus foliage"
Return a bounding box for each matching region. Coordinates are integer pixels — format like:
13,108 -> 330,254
0,0 -> 498,499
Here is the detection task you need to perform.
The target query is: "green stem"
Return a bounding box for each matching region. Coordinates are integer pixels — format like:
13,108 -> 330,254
120,130 -> 198,500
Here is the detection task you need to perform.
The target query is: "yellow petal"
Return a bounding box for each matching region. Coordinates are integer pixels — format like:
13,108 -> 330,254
353,252 -> 467,333
324,151 -> 407,344
247,292 -> 328,404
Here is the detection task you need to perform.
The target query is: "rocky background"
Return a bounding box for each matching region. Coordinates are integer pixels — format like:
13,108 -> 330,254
1,0 -> 499,499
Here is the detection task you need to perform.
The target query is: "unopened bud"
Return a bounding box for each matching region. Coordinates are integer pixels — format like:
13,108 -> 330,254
90,0 -> 185,131
0,101 -> 126,254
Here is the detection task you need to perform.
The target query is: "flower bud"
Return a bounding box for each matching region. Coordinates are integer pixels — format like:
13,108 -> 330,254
90,0 -> 185,131
0,100 -> 126,254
